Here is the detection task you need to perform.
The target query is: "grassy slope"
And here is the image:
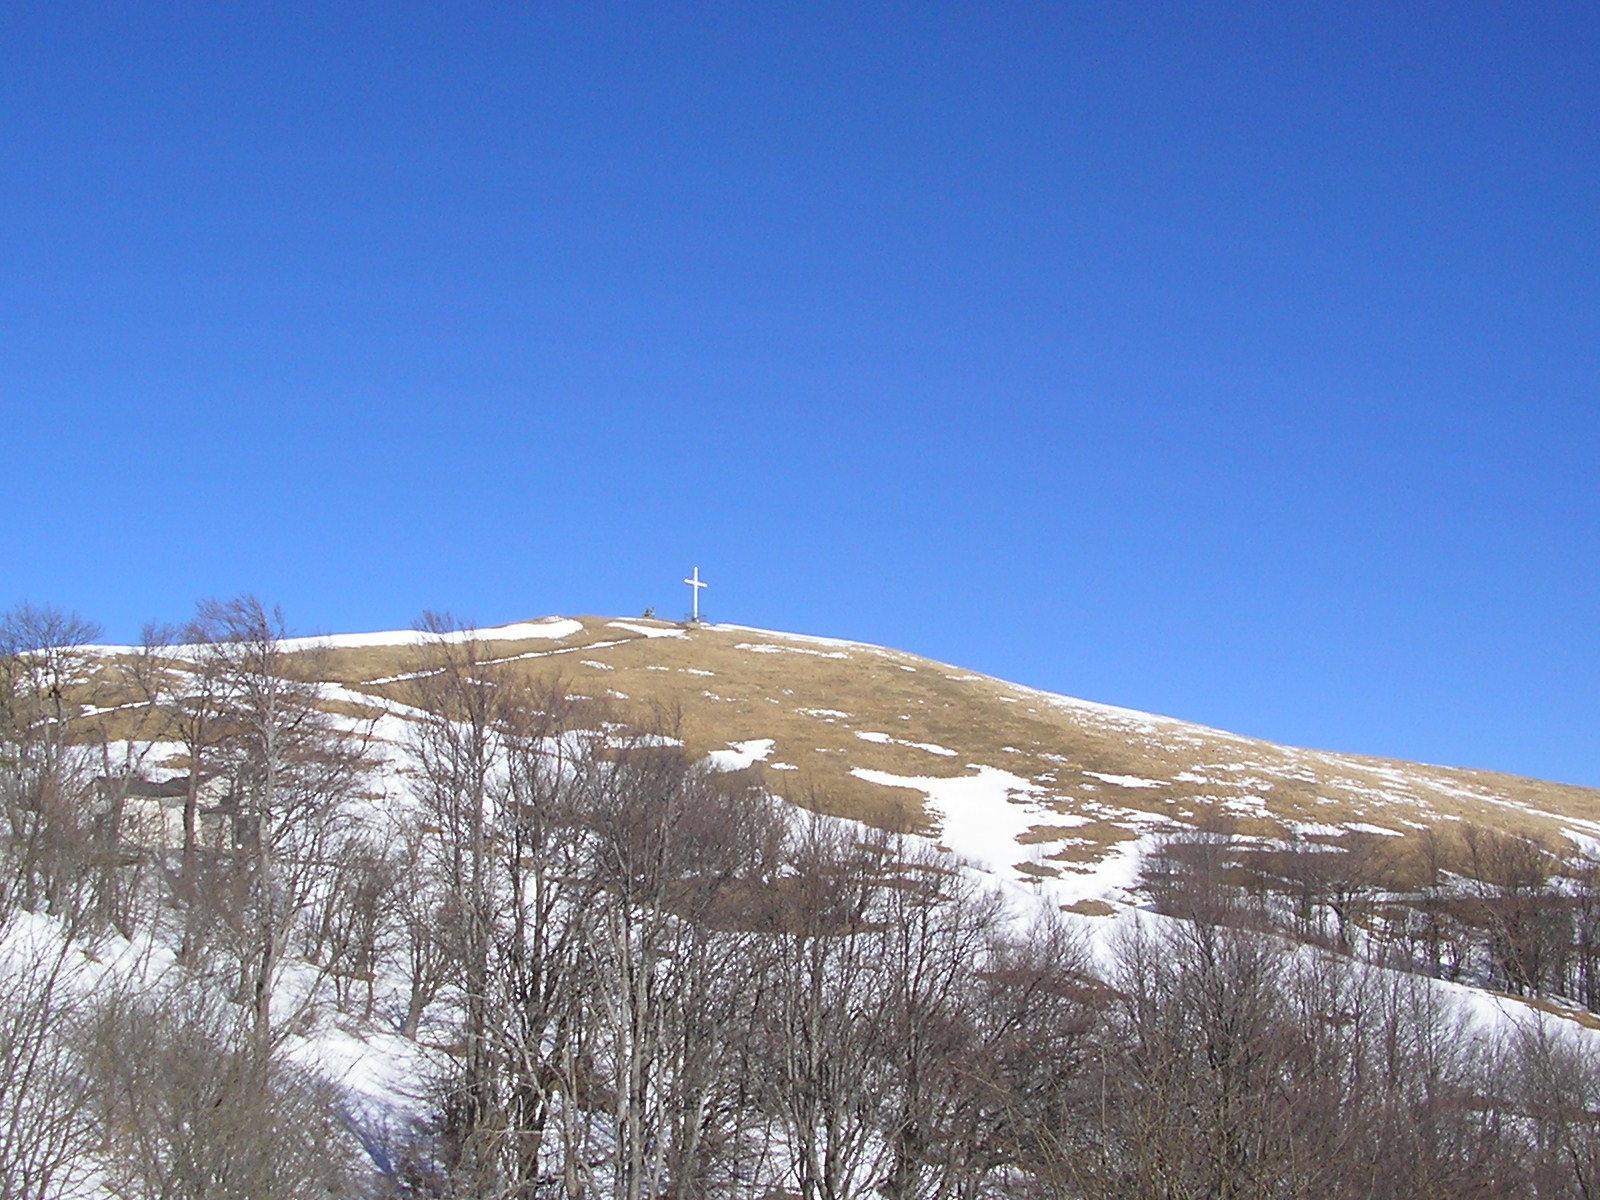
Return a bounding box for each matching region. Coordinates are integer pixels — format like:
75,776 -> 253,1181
271,616 -> 1600,895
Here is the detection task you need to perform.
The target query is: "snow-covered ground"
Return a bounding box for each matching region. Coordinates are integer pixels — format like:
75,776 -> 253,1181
29,612 -> 1600,1197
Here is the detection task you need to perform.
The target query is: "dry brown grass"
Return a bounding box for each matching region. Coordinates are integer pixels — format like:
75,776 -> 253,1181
69,616 -> 1600,892
1060,899 -> 1118,917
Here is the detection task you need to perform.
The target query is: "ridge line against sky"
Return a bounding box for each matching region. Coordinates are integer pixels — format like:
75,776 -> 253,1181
1,3 -> 1595,787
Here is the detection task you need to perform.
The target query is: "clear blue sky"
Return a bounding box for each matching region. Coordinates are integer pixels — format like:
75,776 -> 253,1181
2,3 -> 1595,785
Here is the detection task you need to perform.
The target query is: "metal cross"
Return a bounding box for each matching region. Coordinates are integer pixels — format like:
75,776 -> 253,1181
684,566 -> 708,622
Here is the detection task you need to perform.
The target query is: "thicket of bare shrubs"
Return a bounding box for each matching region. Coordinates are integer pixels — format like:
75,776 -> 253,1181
1147,815 -> 1600,1008
3,598 -> 1600,1199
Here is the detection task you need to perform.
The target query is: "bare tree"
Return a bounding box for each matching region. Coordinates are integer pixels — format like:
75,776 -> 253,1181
87,981 -> 363,1200
1141,814 -> 1257,929
404,614 -> 513,1192
394,812 -> 454,1041
1096,913 -> 1300,1199
758,815 -> 900,1200
579,733 -> 786,1200
873,844 -> 1006,1200
414,673 -> 606,1198
1515,1015 -> 1600,1199
0,604 -> 103,927
301,830 -> 403,1019
1461,825 -> 1565,996
1274,830 -> 1393,952
1570,857 -> 1600,1011
186,596 -> 370,1041
1363,969 -> 1526,1200
80,627 -> 178,937
477,686 -> 602,1196
145,614 -> 237,955
0,928 -> 101,1200
937,915 -> 1102,1200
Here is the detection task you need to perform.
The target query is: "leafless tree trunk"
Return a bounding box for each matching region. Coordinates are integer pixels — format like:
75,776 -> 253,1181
83,629 -> 176,937
484,687 -> 601,1196
1461,824 -> 1565,997
404,613 -> 510,1193
758,815 -> 899,1200
86,981 -> 362,1200
874,843 -> 1005,1200
1571,858 -> 1600,1011
188,596 -> 369,1043
0,928 -> 101,1200
0,604 -> 104,929
581,737 -> 784,1200
395,813 -> 453,1041
144,615 -> 237,960
1515,1015 -> 1600,1200
302,831 -> 401,1019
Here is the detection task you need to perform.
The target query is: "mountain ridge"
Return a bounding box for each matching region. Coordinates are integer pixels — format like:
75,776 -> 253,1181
217,613 -> 1600,913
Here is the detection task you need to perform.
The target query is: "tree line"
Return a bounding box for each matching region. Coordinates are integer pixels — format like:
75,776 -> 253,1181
1147,814 -> 1600,1011
2,599 -> 1600,1199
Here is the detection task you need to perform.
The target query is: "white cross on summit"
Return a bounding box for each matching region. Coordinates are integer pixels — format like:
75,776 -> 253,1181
684,567 -> 707,622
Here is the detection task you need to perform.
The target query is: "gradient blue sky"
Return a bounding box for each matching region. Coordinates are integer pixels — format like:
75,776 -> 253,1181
3,3 -> 1596,785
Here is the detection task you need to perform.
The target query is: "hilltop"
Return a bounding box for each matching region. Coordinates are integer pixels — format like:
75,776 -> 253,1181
274,614 -> 1600,912
11,603 -> 1600,1198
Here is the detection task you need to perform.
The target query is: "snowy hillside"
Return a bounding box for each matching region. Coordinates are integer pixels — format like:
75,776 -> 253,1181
291,614 -> 1600,907
8,605 -> 1600,1199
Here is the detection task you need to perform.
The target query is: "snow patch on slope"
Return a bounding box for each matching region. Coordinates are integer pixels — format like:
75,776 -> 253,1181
1083,771 -> 1168,789
286,619 -> 584,652
850,765 -> 1052,879
735,643 -> 849,660
707,739 -> 776,772
711,624 -> 870,652
607,621 -> 688,639
86,618 -> 586,657
855,731 -> 958,757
